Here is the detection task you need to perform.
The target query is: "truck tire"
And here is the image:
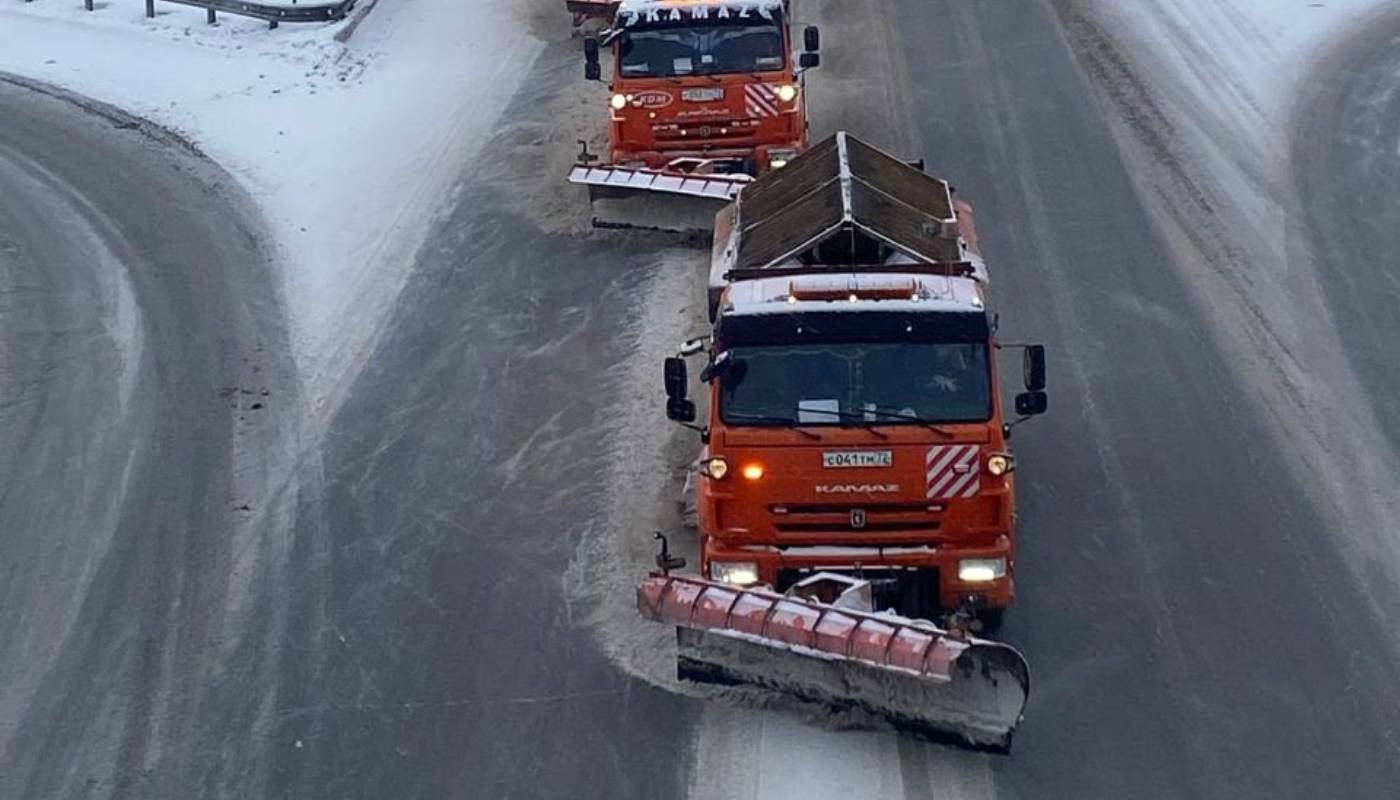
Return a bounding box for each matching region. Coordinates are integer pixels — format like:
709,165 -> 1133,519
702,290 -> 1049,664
977,607 -> 1006,632
895,570 -> 941,622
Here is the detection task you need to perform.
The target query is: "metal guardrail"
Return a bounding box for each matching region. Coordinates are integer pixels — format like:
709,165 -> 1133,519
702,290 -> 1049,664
24,0 -> 356,29
161,0 -> 356,28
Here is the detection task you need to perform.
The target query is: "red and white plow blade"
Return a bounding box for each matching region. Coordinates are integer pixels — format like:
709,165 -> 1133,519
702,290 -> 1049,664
636,575 -> 1031,750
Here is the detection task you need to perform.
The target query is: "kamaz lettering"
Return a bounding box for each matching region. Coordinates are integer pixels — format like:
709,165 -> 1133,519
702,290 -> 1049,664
815,484 -> 900,494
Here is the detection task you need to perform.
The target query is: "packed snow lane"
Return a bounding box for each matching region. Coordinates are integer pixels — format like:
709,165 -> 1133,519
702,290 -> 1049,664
260,41 -> 699,799
0,77 -> 302,797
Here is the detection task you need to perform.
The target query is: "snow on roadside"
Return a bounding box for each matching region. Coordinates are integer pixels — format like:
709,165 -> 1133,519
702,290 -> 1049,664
1061,0 -> 1400,596
0,0 -> 544,413
1074,0 -> 1385,236
1090,0 -> 1383,112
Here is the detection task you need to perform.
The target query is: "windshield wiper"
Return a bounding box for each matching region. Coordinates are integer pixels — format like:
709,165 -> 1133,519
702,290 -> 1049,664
723,412 -> 821,440
863,406 -> 957,439
800,407 -> 890,439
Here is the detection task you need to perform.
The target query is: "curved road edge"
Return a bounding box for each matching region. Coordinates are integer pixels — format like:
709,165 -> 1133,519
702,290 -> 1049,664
0,74 -> 312,798
1289,6 -> 1400,590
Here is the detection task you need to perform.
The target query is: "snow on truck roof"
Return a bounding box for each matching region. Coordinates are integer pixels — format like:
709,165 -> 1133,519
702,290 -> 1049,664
616,0 -> 784,25
569,0 -> 784,26
618,0 -> 784,14
724,272 -> 985,317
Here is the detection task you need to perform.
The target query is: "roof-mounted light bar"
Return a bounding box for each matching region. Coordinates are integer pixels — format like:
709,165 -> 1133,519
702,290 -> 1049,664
785,276 -> 921,304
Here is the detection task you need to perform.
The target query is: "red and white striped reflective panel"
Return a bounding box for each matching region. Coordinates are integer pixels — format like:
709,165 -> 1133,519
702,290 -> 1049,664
926,444 -> 981,500
745,84 -> 779,118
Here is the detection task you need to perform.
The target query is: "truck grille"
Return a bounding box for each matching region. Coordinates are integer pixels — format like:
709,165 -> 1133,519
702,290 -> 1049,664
770,501 -> 941,536
652,118 -> 761,144
775,521 -> 941,534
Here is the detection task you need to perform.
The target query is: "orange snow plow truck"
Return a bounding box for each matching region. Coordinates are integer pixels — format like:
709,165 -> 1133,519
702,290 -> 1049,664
566,0 -> 820,231
639,132 -> 1047,750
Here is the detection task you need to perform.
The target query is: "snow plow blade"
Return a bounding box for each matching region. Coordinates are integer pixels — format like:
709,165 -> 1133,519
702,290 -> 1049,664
568,163 -> 750,235
636,574 -> 1030,751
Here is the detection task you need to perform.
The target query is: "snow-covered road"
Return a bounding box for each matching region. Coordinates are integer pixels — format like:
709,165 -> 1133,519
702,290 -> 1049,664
3,0 -> 1400,797
0,75 -> 302,797
0,0 -> 542,408
1058,0 -> 1400,624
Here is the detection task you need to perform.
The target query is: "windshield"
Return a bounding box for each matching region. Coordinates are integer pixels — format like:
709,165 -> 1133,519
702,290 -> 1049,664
719,342 -> 993,425
618,22 -> 785,78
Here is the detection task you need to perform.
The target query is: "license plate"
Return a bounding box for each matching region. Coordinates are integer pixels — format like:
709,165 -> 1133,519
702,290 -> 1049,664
822,451 -> 893,468
682,87 -> 725,102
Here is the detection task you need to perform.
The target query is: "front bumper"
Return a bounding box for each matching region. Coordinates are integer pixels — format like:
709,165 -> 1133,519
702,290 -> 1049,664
701,537 -> 1015,611
608,143 -> 799,175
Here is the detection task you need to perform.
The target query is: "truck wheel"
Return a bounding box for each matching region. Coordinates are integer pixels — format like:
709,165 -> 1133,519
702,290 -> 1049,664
895,570 -> 941,621
976,607 -> 1006,632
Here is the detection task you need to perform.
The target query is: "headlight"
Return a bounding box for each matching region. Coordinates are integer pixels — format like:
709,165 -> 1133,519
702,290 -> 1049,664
610,93 -> 628,110
701,457 -> 729,480
958,558 -> 1007,583
710,561 -> 760,586
986,453 -> 1015,476
775,84 -> 798,103
741,463 -> 764,481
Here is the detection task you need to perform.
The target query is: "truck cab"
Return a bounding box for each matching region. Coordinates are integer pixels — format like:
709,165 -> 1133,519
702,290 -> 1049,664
584,0 -> 820,174
664,133 -> 1048,622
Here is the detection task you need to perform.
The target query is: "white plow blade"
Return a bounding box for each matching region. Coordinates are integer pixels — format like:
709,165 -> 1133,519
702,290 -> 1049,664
568,165 -> 751,234
568,165 -> 750,200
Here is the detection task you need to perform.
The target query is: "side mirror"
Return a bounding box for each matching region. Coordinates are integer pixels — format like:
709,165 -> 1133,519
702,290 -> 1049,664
799,52 -> 821,70
1015,391 -> 1048,417
664,356 -> 688,400
1022,344 -> 1046,391
583,37 -> 601,81
803,25 -> 820,52
667,398 -> 697,423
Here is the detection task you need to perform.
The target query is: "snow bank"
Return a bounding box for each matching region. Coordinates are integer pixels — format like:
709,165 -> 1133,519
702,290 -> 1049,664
1093,0 -> 1382,112
1064,0 -> 1400,598
0,0 -> 544,411
1075,0 -> 1386,235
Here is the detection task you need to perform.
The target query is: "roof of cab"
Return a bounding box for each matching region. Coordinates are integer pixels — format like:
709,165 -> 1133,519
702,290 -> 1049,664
617,0 -> 785,17
723,271 -> 987,317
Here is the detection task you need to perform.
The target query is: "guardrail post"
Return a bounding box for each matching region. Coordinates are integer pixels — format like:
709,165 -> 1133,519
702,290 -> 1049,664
145,0 -> 155,18
207,8 -> 216,24
269,19 -> 279,30
85,0 -> 94,10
